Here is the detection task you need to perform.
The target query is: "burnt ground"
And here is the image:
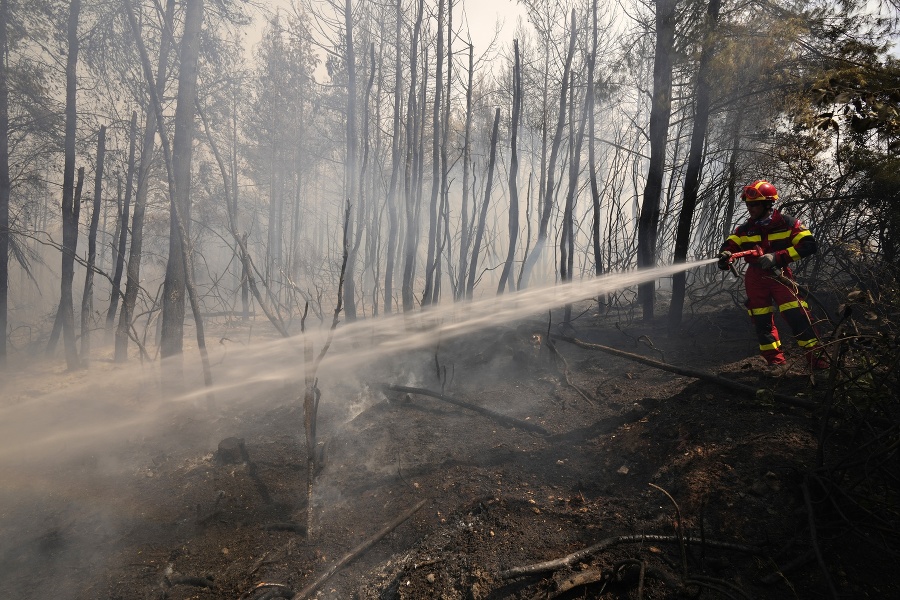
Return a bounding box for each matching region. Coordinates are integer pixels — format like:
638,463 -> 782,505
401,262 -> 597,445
1,297 -> 897,600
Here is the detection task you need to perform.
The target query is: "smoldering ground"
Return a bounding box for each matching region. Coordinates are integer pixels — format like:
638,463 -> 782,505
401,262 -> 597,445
0,260 -> 713,597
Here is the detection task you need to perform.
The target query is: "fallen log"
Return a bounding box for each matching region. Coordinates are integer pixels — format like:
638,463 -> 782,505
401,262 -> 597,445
382,384 -> 550,435
552,335 -> 817,411
291,498 -> 427,600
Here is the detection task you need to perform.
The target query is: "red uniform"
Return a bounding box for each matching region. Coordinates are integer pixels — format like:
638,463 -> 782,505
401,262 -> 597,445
720,209 -> 819,365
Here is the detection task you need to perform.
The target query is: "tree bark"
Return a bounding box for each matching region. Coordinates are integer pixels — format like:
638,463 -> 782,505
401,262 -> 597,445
160,0 -> 204,369
80,125 -> 106,363
519,9 -> 577,289
0,0 -> 10,366
59,0 -> 82,370
498,40 -> 521,294
588,0 -> 602,281
637,0 -> 677,321
342,0 -> 359,320
669,0 -> 721,327
466,108 -> 501,299
115,0 -> 176,362
422,0 -> 445,306
455,44 -> 474,300
383,0 -> 403,314
401,0 -> 425,312
106,111 -> 136,331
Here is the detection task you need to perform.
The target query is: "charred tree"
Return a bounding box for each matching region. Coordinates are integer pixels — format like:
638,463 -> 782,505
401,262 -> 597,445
80,125 -> 106,363
520,9 -> 577,289
383,0 -> 403,314
466,108 -> 501,299
498,40 -> 521,294
588,0 -> 603,281
669,0 -> 721,327
455,43 -> 474,300
106,111 -> 136,332
160,0 -> 204,370
116,0 -> 175,362
637,0 -> 677,321
342,0 -> 359,320
401,0 -> 425,312
58,0 -> 82,370
422,0 -> 445,307
0,0 -> 9,366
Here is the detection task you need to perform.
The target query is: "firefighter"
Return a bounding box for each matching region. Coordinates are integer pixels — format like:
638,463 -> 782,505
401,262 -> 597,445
717,180 -> 828,374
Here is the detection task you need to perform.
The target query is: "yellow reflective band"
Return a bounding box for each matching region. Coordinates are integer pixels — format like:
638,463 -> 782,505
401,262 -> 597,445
739,235 -> 762,244
798,338 -> 819,348
749,306 -> 775,316
760,341 -> 781,351
792,230 -> 811,244
726,234 -> 741,246
787,247 -> 800,261
769,231 -> 791,241
778,300 -> 809,312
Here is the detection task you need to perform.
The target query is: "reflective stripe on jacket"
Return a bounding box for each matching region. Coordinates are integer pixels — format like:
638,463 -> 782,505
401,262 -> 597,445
720,209 -> 816,269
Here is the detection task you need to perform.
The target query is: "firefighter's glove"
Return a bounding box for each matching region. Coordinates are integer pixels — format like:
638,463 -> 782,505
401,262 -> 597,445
758,253 -> 777,270
716,251 -> 732,271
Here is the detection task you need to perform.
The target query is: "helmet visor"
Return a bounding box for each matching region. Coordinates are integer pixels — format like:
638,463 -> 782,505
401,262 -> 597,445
742,186 -> 767,201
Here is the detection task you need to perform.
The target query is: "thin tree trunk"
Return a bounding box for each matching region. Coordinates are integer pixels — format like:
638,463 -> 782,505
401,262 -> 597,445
0,0 -> 10,366
466,108 -> 501,299
159,0 -> 203,370
125,0 -> 213,395
422,0 -> 445,306
342,0 -> 359,320
116,0 -> 175,362
433,0 -> 453,305
669,0 -> 721,327
498,40 -> 521,294
637,0 -> 677,321
59,0 -> 82,370
520,9 -> 577,289
383,0 -> 403,314
588,0 -> 602,281
49,167 -> 84,359
81,126 -> 106,363
455,43 -> 474,300
106,111 -> 136,331
401,0 -> 425,312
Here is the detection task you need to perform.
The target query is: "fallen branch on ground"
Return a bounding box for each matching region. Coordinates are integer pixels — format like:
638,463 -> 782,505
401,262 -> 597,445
499,533 -> 766,579
552,335 -> 817,411
382,384 -> 549,435
290,498 -> 427,600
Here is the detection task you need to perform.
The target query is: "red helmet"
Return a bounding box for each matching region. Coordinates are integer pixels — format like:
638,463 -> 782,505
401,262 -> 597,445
741,180 -> 778,203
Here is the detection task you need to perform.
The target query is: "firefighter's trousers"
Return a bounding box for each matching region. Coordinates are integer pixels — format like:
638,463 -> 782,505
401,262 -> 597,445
744,266 -> 819,365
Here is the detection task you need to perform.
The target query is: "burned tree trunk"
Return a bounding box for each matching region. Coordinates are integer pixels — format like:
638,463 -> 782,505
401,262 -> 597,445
383,0 -> 403,314
58,0 -> 82,370
636,0 -> 677,321
466,108 -> 501,299
422,0 -> 445,307
160,0 -> 204,372
0,0 -> 10,366
106,111 -> 136,332
519,9 -> 577,289
341,0 -> 359,321
455,44 -> 474,300
80,125 -> 106,363
115,0 -> 175,362
498,40 -> 521,295
669,0 -> 721,327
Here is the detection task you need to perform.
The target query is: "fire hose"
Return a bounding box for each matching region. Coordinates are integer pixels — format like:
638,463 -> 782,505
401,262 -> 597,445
721,246 -> 835,327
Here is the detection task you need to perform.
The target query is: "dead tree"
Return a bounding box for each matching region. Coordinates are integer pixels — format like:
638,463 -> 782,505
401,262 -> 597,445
0,0 -> 10,366
498,40 -> 521,294
637,0 -> 677,320
80,125 -> 106,363
466,108 -> 501,298
106,111 -> 136,332
383,0 -> 403,314
115,0 -> 176,363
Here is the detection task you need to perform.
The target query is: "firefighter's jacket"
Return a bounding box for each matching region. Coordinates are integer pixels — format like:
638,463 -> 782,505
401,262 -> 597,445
720,209 -> 817,269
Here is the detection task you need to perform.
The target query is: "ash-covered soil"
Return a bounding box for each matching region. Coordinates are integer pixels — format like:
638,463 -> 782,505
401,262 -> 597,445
1,300 -> 895,599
